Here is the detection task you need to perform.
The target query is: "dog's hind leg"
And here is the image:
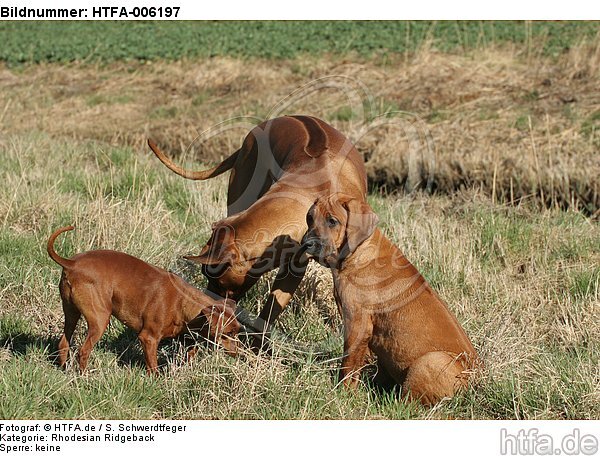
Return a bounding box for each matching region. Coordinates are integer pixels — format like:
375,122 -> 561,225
77,316 -> 110,373
57,298 -> 81,369
75,287 -> 111,373
402,351 -> 469,405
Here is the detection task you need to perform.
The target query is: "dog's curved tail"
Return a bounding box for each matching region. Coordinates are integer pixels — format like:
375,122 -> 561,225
47,225 -> 75,268
147,139 -> 239,181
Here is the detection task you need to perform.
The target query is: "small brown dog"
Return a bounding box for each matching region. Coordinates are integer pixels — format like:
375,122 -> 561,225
47,226 -> 240,373
302,194 -> 480,405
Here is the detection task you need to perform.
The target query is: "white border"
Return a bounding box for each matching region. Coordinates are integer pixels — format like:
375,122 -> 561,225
3,0 -> 600,19
0,420 -> 599,456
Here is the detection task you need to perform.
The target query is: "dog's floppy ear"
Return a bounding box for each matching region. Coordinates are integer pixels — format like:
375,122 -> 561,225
185,225 -> 240,266
342,198 -> 379,254
184,246 -> 239,266
199,301 -> 239,332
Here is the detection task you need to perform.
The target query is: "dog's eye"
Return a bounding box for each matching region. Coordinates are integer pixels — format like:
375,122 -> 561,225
327,216 -> 339,228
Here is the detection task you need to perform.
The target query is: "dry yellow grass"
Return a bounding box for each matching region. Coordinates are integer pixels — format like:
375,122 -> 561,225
0,46 -> 598,419
1,133 -> 598,419
1,42 -> 598,214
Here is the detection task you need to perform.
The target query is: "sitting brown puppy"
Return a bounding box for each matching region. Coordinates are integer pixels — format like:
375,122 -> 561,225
47,226 -> 240,374
302,195 -> 480,405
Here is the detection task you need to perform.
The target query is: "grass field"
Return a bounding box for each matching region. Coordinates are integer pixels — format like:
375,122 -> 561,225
0,21 -> 598,419
1,21 -> 598,64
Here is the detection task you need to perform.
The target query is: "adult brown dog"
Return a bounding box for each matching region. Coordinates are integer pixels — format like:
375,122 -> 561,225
48,225 -> 240,373
302,194 -> 480,405
148,116 -> 366,327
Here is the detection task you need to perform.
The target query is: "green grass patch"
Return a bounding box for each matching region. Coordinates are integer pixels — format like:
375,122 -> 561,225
473,209 -> 533,266
0,231 -> 42,284
513,114 -> 531,132
86,93 -> 134,107
161,179 -> 192,218
0,356 -> 164,419
450,346 -> 599,420
104,168 -> 157,200
581,110 -> 600,144
568,267 -> 599,300
0,314 -> 31,339
57,171 -> 88,196
427,109 -> 450,123
150,105 -> 178,120
329,105 -> 357,122
0,21 -> 598,65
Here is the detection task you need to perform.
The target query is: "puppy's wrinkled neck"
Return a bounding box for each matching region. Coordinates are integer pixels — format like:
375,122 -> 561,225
334,228 -> 421,302
338,228 -> 393,272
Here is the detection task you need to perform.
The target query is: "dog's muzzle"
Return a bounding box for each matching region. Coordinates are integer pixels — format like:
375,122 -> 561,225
301,234 -> 323,257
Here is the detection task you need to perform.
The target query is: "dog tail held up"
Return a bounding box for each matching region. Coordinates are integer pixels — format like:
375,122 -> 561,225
147,139 -> 239,181
47,225 -> 75,268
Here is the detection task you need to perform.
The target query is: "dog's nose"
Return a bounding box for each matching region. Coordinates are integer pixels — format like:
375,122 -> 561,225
302,237 -> 321,254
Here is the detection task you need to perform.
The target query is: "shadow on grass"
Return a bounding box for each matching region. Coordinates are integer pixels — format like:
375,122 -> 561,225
97,328 -> 229,372
0,323 -> 220,373
0,332 -> 56,359
0,327 -> 143,370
